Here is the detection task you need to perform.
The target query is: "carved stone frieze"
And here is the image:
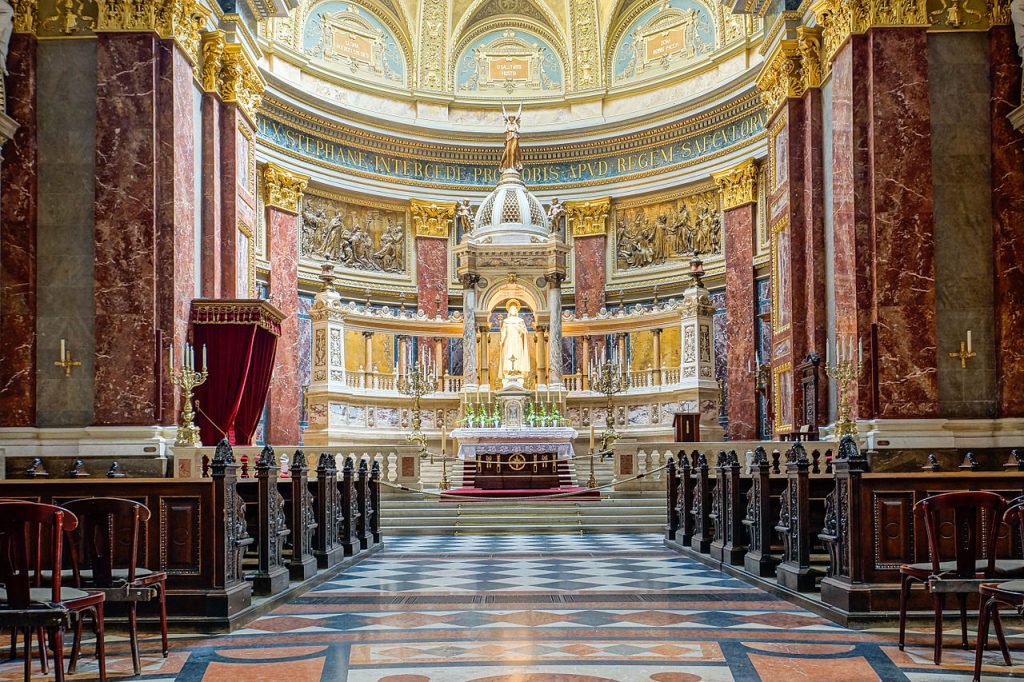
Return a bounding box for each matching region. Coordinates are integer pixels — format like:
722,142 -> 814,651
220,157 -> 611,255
262,162 -> 309,215
301,194 -> 407,272
614,189 -> 721,270
410,198 -> 455,239
712,159 -> 759,210
566,197 -> 610,237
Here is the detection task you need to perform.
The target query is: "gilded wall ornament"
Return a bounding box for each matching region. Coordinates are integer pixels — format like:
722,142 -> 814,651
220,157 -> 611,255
41,0 -> 93,34
218,43 -> 265,125
12,0 -> 37,33
418,0 -> 447,90
262,162 -> 309,214
566,197 -> 610,237
302,193 -> 408,272
614,190 -> 721,270
712,158 -> 759,210
410,198 -> 454,239
201,30 -> 224,92
569,0 -> 600,88
756,39 -> 804,117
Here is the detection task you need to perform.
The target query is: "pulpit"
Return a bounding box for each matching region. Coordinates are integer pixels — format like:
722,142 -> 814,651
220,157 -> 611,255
189,300 -> 285,446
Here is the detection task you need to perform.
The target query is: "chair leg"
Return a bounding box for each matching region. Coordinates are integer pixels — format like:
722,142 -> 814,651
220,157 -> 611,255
974,596 -> 992,682
158,579 -> 169,657
95,603 -> 107,682
128,601 -> 141,676
50,628 -> 64,682
8,628 -> 16,662
933,591 -> 945,665
35,627 -> 47,674
68,615 -> 83,675
991,603 -> 1012,666
22,628 -> 30,682
957,592 -> 969,649
898,574 -> 911,650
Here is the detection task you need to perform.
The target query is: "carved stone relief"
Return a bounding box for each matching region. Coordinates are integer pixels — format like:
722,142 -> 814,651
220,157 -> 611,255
614,189 -> 721,270
301,194 -> 407,273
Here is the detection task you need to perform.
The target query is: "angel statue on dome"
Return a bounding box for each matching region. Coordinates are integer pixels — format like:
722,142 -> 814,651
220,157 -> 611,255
499,103 -> 523,171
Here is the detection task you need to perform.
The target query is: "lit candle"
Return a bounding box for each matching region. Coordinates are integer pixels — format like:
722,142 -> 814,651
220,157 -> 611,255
202,344 -> 208,371
858,338 -> 863,365
441,426 -> 446,456
60,338 -> 66,361
825,338 -> 830,365
169,344 -> 174,371
590,422 -> 595,451
967,330 -> 972,353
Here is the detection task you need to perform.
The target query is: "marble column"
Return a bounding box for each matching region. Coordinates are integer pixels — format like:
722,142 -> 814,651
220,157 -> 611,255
363,332 -> 374,387
0,34 -> 37,426
262,163 -> 308,444
461,274 -> 479,387
653,329 -> 662,385
713,160 -> 759,440
546,274 -> 564,388
581,336 -> 591,390
990,26 -> 1024,417
566,199 -> 610,318
618,334 -> 628,381
479,325 -> 490,388
198,31 -> 224,298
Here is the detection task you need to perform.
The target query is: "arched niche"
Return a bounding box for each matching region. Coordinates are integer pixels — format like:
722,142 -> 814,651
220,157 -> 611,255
452,24 -> 566,98
301,0 -> 409,87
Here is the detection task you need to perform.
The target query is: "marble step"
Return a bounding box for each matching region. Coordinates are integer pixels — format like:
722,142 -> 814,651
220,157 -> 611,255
384,522 -> 664,536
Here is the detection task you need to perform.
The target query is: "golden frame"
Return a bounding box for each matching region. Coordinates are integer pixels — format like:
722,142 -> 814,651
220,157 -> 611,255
238,220 -> 256,298
770,214 -> 790,335
772,360 -> 793,434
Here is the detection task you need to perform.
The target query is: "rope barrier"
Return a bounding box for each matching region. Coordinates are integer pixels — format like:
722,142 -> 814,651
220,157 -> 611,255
378,463 -> 668,501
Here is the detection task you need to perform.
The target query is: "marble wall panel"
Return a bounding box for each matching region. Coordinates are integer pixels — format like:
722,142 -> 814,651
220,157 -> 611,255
93,34 -> 160,425
298,294 -> 314,440
219,106 -> 256,296
868,28 -> 939,419
200,93 -> 222,297
990,27 -> 1024,417
574,235 -> 607,316
929,32 -> 996,418
156,41 -> 197,425
802,90 -> 827,373
0,35 -> 38,426
267,208 -> 300,444
723,204 -> 756,440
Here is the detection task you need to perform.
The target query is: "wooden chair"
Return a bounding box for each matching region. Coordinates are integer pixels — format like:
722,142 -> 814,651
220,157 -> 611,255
0,501 -> 107,682
972,497 -> 1024,681
897,490 -> 1007,665
62,497 -> 168,676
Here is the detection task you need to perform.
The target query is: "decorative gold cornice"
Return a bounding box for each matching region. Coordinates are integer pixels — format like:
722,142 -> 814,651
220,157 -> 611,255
218,43 -> 265,126
756,39 -> 804,117
200,30 -> 224,92
566,197 -> 610,237
94,0 -> 209,62
410,199 -> 455,238
262,162 -> 308,214
811,0 -> 943,69
797,26 -> 822,90
12,0 -> 37,33
712,159 -> 759,210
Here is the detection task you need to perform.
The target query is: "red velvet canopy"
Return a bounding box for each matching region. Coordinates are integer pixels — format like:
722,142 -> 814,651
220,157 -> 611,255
189,300 -> 285,446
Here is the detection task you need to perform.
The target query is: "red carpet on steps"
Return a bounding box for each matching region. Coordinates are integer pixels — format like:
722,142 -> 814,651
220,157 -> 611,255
440,486 -> 601,501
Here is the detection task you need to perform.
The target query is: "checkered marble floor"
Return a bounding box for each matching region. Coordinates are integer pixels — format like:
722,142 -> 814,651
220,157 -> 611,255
5,533 -> 1024,681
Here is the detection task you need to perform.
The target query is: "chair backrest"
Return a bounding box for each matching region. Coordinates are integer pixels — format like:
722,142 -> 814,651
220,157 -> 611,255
1003,495 -> 1024,555
918,491 -> 1007,578
62,497 -> 151,586
0,501 -> 78,608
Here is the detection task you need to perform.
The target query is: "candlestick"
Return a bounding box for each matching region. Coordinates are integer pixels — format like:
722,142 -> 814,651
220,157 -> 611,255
54,339 -> 82,377
825,335 -> 861,439
170,342 -> 208,446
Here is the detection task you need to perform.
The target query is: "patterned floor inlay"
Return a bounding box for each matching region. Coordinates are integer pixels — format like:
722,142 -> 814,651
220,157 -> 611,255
4,533 -> 1024,680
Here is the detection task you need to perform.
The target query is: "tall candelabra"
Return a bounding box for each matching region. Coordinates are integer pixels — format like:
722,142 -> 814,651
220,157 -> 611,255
398,359 -> 434,450
591,359 -> 626,450
824,335 -> 862,439
169,342 -> 208,447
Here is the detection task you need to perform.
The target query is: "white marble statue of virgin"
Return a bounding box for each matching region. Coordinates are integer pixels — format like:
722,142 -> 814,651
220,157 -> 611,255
498,299 -> 531,383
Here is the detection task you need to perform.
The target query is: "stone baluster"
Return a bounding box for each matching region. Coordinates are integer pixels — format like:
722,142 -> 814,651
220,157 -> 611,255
357,459 -> 374,550
690,452 -> 712,553
743,446 -> 776,577
288,450 -> 317,581
339,456 -> 360,556
253,446 -> 290,595
314,453 -> 343,569
775,443 -> 814,591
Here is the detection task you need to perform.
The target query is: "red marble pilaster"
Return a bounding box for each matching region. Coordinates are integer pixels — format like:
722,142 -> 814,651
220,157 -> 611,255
93,34 -> 160,425
990,26 -> 1024,417
219,105 -> 257,297
155,40 -> 197,424
574,235 -> 606,316
867,28 -> 938,418
0,34 -> 37,426
724,204 -> 757,440
416,235 -> 448,370
266,206 -> 299,444
831,35 -> 875,418
801,89 -> 827,426
200,92 -> 222,298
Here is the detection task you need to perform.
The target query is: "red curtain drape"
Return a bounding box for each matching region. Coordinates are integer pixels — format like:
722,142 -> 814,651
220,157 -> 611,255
233,329 -> 279,445
193,324 -> 256,446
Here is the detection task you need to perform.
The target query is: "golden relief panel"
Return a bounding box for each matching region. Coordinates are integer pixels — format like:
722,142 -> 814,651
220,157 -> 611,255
300,193 -> 408,273
613,189 -> 722,271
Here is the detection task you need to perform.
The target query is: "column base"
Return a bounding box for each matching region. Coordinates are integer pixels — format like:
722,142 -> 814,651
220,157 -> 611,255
288,556 -> 317,582
252,566 -> 290,596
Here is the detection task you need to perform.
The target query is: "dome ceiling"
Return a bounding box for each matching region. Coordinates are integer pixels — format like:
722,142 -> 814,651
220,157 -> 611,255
263,0 -> 759,102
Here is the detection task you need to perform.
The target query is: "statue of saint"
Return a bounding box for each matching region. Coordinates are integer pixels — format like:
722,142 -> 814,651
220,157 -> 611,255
1014,0 -> 1024,58
456,198 -> 474,238
0,0 -> 12,76
499,103 -> 523,172
498,299 -> 531,384
547,198 -> 565,235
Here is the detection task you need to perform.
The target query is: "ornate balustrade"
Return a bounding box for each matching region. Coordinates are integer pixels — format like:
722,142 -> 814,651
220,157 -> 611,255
0,441 -> 383,627
665,437 -> 1024,621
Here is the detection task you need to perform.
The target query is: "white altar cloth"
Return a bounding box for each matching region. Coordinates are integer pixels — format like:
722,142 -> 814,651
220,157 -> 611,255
450,427 -> 579,461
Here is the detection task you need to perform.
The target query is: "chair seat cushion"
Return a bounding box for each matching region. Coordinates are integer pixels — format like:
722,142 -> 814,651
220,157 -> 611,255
0,586 -> 92,604
42,567 -> 156,585
902,559 -> 1024,578
989,579 -> 1024,593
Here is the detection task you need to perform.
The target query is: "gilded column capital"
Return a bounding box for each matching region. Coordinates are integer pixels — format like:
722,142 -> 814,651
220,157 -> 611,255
565,197 -> 611,238
12,0 -> 37,33
94,0 -> 208,61
755,39 -> 805,117
410,199 -> 455,238
262,162 -> 309,214
200,30 -> 224,92
216,43 -> 265,125
811,0 -> 930,68
797,26 -> 822,90
712,159 -> 759,210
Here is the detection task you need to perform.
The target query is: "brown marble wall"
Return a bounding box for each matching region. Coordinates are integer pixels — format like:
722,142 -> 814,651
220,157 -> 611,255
0,35 -> 37,426
416,236 -> 448,369
155,41 -> 197,424
267,207 -> 299,443
93,34 -> 160,425
724,204 -> 757,440
200,93 -> 222,298
867,28 -> 938,419
219,106 -> 256,297
801,90 -> 827,425
990,27 -> 1024,417
574,235 -> 607,317
830,35 -> 876,418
